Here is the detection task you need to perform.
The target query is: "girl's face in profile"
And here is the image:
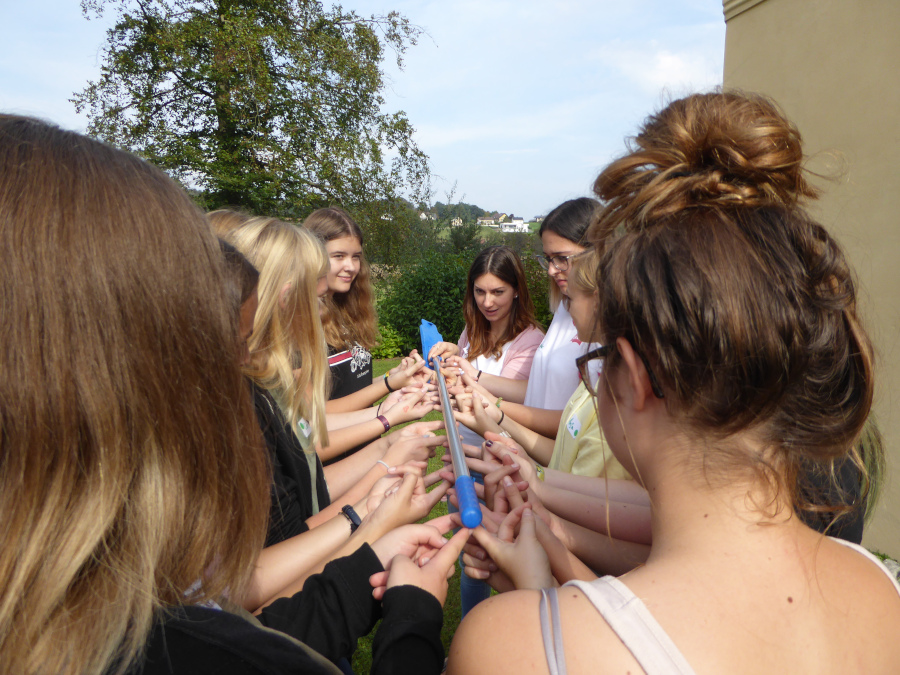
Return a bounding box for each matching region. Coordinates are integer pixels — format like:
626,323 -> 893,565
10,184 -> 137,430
540,230 -> 585,297
568,285 -> 598,343
324,235 -> 362,296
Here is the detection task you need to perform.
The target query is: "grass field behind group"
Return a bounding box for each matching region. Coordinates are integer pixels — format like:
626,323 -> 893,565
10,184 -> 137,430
351,358 -> 460,672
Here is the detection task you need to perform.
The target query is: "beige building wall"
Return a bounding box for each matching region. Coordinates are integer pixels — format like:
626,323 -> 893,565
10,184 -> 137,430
722,0 -> 900,555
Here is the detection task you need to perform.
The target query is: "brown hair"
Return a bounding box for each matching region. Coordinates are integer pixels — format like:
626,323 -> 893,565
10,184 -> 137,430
0,116 -> 269,675
590,92 -> 876,523
538,197 -> 600,309
464,245 -> 541,360
303,207 -> 378,349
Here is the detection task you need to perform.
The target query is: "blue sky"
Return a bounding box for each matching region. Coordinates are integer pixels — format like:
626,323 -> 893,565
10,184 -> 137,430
0,0 -> 725,219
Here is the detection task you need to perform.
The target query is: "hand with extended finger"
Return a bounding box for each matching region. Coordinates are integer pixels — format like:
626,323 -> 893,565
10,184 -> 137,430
427,342 -> 459,363
470,503 -> 553,591
384,419 -> 444,447
482,461 -> 523,512
458,509 -> 516,594
381,387 -> 439,427
369,514 -> 454,572
382,431 -> 446,467
369,526 -> 472,606
367,471 -> 452,534
444,355 -> 479,382
363,461 -> 428,515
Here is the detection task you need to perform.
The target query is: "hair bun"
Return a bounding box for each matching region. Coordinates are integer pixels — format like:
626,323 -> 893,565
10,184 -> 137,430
593,92 -> 819,233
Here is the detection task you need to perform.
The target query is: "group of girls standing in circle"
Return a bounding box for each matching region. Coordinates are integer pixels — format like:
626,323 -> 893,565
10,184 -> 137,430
4,88 -> 899,675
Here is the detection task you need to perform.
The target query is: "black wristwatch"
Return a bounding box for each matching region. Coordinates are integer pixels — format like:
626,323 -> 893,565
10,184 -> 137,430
340,505 -> 361,533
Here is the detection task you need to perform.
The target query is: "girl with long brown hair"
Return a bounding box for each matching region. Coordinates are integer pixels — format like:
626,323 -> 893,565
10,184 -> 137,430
447,92 -> 899,674
0,114 -> 466,675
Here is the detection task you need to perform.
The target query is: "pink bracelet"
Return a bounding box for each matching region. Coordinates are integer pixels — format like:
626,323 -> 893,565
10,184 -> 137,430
377,415 -> 391,433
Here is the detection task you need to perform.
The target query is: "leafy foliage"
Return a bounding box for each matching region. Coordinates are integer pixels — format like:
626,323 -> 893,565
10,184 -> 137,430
370,322 -> 404,359
377,251 -> 471,354
376,235 -> 552,353
73,0 -> 430,217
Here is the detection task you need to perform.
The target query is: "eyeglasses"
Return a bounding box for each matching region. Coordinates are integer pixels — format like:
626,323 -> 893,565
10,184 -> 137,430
576,345 -> 666,399
534,253 -> 578,272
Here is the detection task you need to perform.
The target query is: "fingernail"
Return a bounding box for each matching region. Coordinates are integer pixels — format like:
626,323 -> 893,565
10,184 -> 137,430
485,440 -> 493,447
511,462 -> 519,469
503,476 -> 513,487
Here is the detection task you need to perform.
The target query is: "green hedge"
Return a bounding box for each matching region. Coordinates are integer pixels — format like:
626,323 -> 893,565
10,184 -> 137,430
375,237 -> 553,355
378,251 -> 472,354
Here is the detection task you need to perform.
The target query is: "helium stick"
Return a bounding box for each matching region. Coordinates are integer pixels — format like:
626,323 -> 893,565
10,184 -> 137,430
420,320 -> 482,528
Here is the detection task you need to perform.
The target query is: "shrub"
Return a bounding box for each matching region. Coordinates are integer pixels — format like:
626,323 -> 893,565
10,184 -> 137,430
378,250 -> 473,353
371,322 -> 404,359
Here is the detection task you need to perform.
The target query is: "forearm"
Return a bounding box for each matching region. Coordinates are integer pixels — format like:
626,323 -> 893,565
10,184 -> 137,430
537,482 -> 652,545
245,514 -> 353,611
372,587 -> 444,675
326,376 -> 391,413
321,439 -> 389,502
257,544 -> 384,662
476,373 -> 528,404
545,469 -> 650,505
263,506 -> 396,607
535,520 -> 597,584
317,417 -> 387,461
500,414 -> 554,466
326,406 -> 379,431
552,515 -> 650,577
501,401 -> 563,438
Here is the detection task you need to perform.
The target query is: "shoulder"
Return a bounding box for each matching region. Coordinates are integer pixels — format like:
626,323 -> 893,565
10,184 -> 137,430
458,328 -> 469,349
509,326 -> 545,351
446,591 -> 546,675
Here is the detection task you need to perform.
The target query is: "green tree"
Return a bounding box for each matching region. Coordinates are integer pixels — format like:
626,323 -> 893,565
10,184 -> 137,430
73,0 -> 430,216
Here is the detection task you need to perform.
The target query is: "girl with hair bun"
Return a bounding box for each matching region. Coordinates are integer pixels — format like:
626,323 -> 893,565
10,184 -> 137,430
447,92 -> 900,674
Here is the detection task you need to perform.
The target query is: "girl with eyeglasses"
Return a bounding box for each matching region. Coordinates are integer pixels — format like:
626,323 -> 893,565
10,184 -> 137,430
446,91 -> 898,675
433,198 -> 601,443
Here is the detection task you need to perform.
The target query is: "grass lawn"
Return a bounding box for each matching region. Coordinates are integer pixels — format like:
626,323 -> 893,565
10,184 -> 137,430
351,358 -> 461,673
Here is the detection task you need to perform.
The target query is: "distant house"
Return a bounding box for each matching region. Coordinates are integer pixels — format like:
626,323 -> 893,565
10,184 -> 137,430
477,216 -> 496,227
419,211 -> 437,221
496,213 -> 508,224
499,216 -> 528,233
533,215 -> 544,223
450,217 -> 463,227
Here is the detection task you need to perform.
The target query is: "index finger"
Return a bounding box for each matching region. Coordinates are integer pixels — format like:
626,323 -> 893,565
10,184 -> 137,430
425,527 -> 471,571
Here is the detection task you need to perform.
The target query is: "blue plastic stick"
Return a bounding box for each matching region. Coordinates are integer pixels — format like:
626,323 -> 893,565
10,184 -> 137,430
420,320 -> 482,529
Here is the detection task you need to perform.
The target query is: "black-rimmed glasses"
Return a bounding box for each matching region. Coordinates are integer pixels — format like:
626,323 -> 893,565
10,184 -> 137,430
534,253 -> 578,272
576,345 -> 666,399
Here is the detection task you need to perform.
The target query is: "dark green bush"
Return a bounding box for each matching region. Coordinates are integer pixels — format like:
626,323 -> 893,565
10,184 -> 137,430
376,241 -> 554,354
378,250 -> 473,353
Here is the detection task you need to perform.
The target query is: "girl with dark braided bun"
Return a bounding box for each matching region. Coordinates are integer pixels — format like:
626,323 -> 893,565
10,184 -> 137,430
447,92 -> 899,675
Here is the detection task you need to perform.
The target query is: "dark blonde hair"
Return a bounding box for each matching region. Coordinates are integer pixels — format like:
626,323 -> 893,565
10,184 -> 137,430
590,92 -> 876,524
224,217 -> 331,446
303,207 -> 378,349
0,116 -> 269,675
464,245 -> 541,360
